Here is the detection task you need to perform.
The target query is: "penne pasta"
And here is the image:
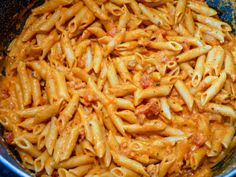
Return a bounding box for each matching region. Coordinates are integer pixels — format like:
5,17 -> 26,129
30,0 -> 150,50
147,41 -> 183,51
175,0 -> 187,24
56,2 -> 83,28
104,2 -> 123,16
92,43 -> 103,74
53,119 -> 81,163
129,0 -> 142,17
2,0 -> 236,176
38,10 -> 61,32
192,55 -> 205,87
174,23 -> 192,37
68,6 -> 95,34
32,0 -> 73,14
58,168 -> 77,177
54,69 -> 70,101
14,81 -> 25,110
109,83 -> 136,97
118,6 -> 130,30
58,155 -> 94,169
116,110 -> 137,124
17,61 -> 32,106
111,151 -> 149,177
90,114 -> 106,158
139,3 -> 161,25
159,154 -> 175,177
134,85 -> 173,106
111,167 -> 139,177
196,23 -> 225,43
18,149 -> 35,170
201,72 -> 226,106
45,117 -> 58,155
107,104 -> 126,136
184,9 -> 195,35
179,63 -> 194,77
88,77 -> 109,105
74,39 -> 91,58
82,0 -> 109,20
16,104 -> 52,118
189,147 -> 207,170
194,14 -> 232,32
124,29 -> 149,42
113,59 -> 131,81
31,77 -> 42,106
34,100 -> 62,124
174,80 -> 194,111
34,150 -> 49,172
115,98 -> 134,110
187,1 -> 217,16
69,165 -> 92,177
107,62 -> 120,87
177,45 -> 211,63
57,93 -> 80,132
224,51 -> 236,82
15,137 -> 41,158
166,36 -> 203,47
61,31 -> 76,68
124,120 -> 167,134
104,28 -> 126,57
205,103 -> 236,119
160,97 -> 172,120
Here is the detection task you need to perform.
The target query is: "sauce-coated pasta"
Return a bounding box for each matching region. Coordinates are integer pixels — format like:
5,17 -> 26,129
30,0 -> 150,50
1,0 -> 236,176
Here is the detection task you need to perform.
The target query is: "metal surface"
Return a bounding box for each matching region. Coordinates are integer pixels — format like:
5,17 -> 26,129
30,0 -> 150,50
0,0 -> 42,52
0,135 -> 32,177
0,0 -> 236,176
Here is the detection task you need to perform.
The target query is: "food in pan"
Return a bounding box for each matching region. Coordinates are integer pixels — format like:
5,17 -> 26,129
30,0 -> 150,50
0,0 -> 236,176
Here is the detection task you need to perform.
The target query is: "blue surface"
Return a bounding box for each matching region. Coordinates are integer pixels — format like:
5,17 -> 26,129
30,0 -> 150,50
0,160 -> 23,177
206,0 -> 236,34
0,135 -> 31,177
222,168 -> 236,177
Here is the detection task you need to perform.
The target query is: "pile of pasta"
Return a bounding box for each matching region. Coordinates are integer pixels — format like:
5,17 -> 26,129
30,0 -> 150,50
1,0 -> 236,176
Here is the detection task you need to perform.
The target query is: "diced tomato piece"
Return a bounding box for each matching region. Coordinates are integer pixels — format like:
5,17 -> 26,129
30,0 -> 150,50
182,42 -> 190,52
83,89 -> 98,106
161,55 -> 169,63
0,88 -> 10,99
140,74 -> 153,89
135,99 -> 160,117
3,131 -> 14,145
52,170 -> 59,177
192,133 -> 207,147
108,27 -> 119,37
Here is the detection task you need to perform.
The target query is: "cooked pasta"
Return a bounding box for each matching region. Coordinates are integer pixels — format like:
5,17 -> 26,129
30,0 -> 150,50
1,0 -> 236,176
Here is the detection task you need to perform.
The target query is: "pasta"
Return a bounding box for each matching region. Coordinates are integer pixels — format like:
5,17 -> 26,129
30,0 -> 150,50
1,0 -> 236,176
